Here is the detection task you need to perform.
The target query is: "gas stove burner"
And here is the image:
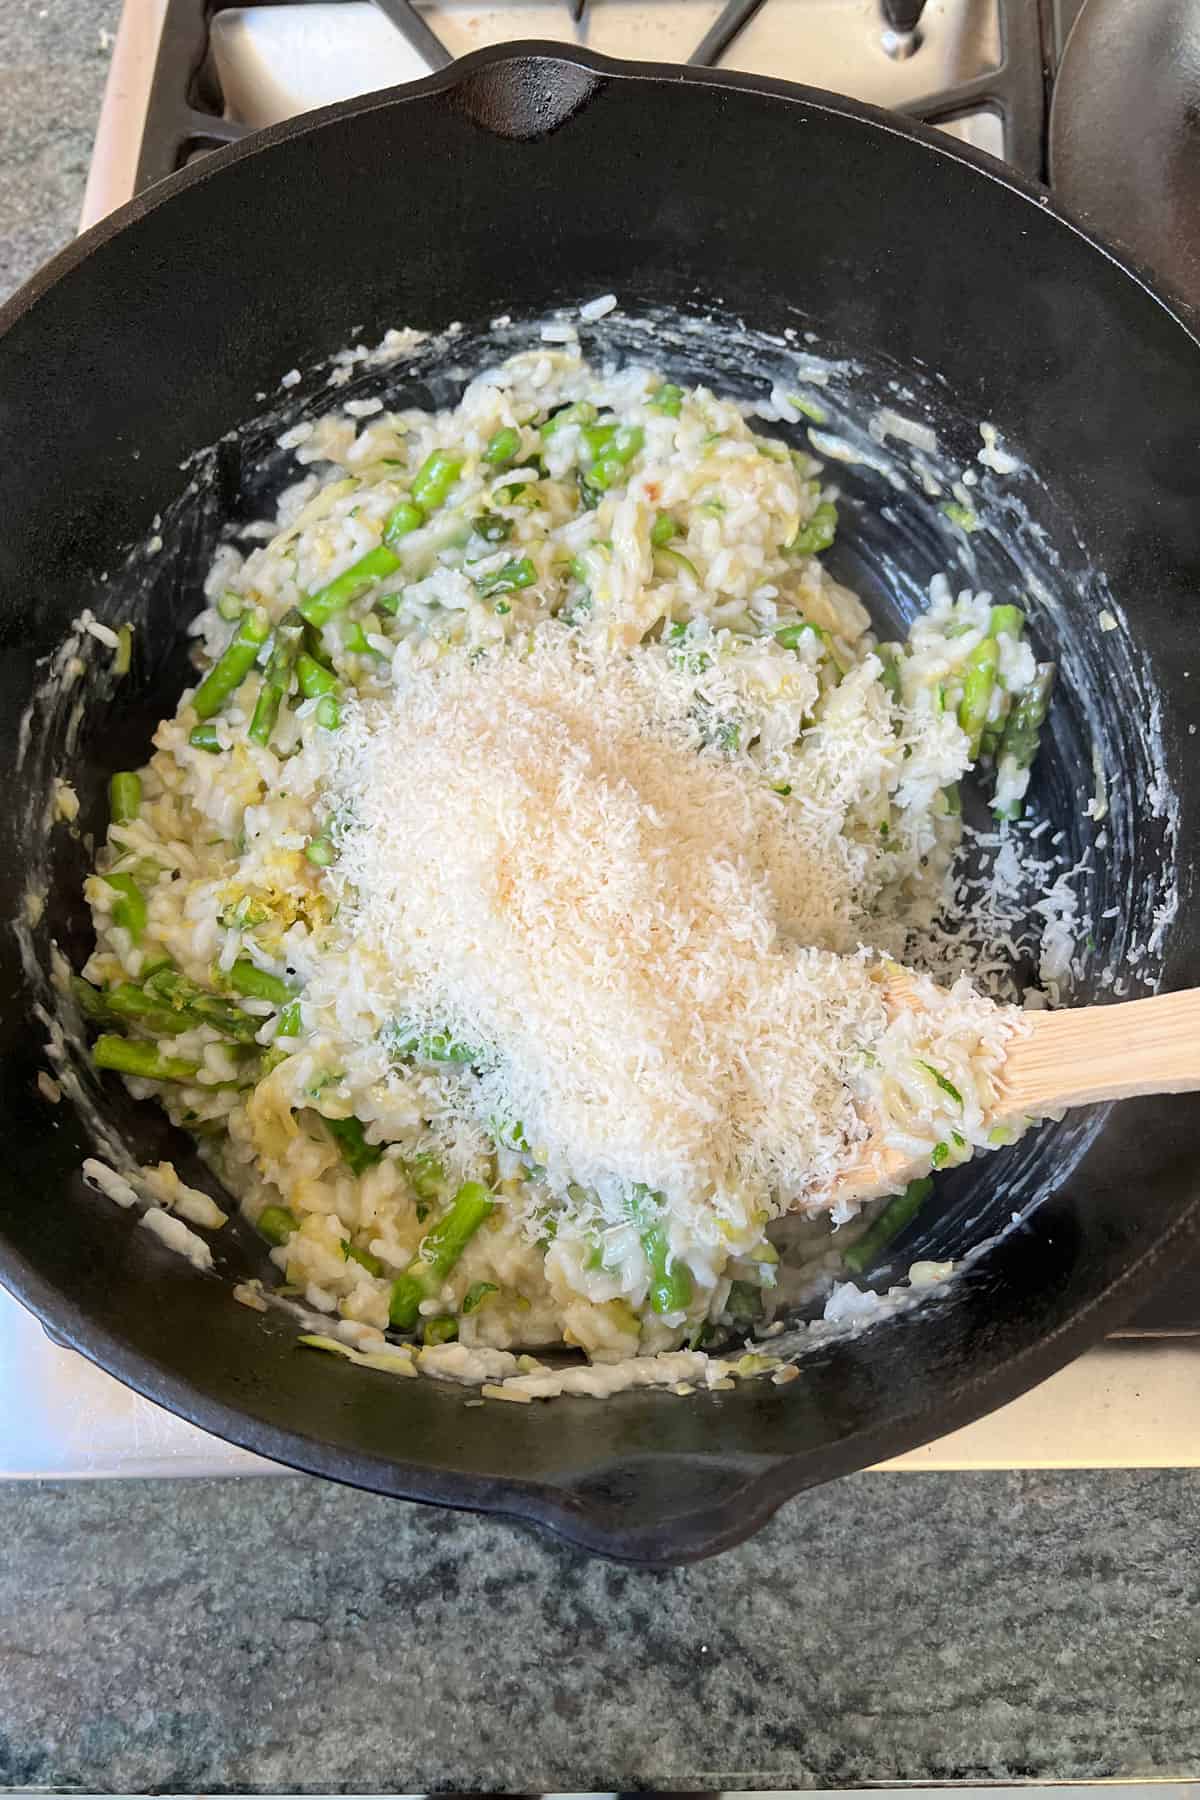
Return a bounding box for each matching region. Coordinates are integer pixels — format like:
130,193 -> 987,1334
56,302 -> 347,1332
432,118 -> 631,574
131,0 -> 1076,200
372,0 -> 453,68
363,0 -> 937,76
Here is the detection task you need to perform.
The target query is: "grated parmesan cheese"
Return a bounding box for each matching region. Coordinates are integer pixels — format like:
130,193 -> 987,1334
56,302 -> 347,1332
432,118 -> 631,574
322,626 -> 1010,1253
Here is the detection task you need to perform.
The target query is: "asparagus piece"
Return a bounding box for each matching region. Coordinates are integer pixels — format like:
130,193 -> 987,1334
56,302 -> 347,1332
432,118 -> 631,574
410,451 -> 463,512
775,619 -> 828,651
102,873 -> 146,943
192,607 -> 271,719
422,1316 -> 459,1345
71,976 -> 112,1023
958,636 -> 999,757
629,1184 -> 693,1315
786,500 -> 838,556
473,512 -> 514,545
540,400 -> 596,439
299,545 -> 402,628
383,498 -> 424,545
648,383 -> 683,417
423,1181 -> 494,1275
993,663 -> 1056,821
227,957 -> 293,1007
296,652 -> 339,700
258,1204 -> 298,1245
296,652 -> 341,730
843,1177 -> 934,1274
143,967 -> 262,1042
988,603 -> 1025,639
277,999 -> 303,1038
247,609 -> 304,748
92,1034 -> 199,1082
105,983 -> 194,1036
582,422 -> 644,494
483,426 -> 520,467
343,1239 -> 386,1277
388,1181 -> 494,1329
108,771 -> 142,824
189,722 -> 221,754
475,556 -> 535,598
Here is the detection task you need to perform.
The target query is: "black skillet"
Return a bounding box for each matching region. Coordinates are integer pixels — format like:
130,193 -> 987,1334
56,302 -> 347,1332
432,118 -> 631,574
0,45 -> 1197,1563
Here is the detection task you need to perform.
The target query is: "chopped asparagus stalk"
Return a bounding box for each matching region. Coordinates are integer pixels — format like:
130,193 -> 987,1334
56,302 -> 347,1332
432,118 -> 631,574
105,983 -> 193,1036
383,498 -> 424,545
629,1185 -> 693,1315
247,609 -> 304,748
410,451 -> 463,512
422,1316 -> 459,1346
342,1239 -> 386,1277
193,607 -> 271,719
92,1035 -> 199,1082
258,1204 -> 298,1245
102,873 -> 147,943
108,771 -> 142,825
142,967 -> 261,1042
843,1177 -> 934,1274
988,603 -> 1025,639
388,1181 -> 494,1330
648,383 -> 683,417
786,500 -> 838,556
993,663 -> 1056,821
299,545 -> 402,628
305,836 -> 335,867
958,636 -> 998,757
483,426 -> 520,467
227,958 -> 293,1006
475,556 -> 535,598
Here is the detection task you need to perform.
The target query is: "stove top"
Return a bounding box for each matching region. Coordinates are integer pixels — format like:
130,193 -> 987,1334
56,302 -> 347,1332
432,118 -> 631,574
16,0 -> 1190,1487
85,0 -> 1094,224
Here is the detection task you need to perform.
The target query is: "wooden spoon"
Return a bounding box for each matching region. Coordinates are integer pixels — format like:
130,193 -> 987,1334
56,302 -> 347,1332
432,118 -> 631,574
834,978 -> 1200,1207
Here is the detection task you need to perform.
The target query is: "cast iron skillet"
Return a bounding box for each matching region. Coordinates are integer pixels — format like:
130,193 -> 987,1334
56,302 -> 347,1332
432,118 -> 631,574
0,46 -> 1198,1564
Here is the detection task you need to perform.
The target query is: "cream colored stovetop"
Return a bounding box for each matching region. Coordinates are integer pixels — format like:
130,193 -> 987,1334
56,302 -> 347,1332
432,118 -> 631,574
2,1282 -> 1196,1479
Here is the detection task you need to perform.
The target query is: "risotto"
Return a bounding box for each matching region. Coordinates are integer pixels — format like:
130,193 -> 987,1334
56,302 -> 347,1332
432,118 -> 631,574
73,344 -> 1054,1379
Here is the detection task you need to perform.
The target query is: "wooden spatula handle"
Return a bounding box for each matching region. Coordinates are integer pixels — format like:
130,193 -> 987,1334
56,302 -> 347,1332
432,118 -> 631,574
999,989 -> 1200,1117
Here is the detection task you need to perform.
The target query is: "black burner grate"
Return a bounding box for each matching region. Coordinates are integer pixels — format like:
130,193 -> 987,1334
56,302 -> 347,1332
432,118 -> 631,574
135,0 -> 1083,195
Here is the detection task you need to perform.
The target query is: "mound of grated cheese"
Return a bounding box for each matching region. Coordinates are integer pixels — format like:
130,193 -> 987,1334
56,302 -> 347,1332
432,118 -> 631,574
320,623 -> 953,1241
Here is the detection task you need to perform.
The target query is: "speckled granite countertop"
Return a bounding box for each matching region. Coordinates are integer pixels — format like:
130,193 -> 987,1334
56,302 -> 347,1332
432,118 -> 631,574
0,0 -> 119,300
4,1471 -> 1200,1791
4,7 -> 1200,1791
